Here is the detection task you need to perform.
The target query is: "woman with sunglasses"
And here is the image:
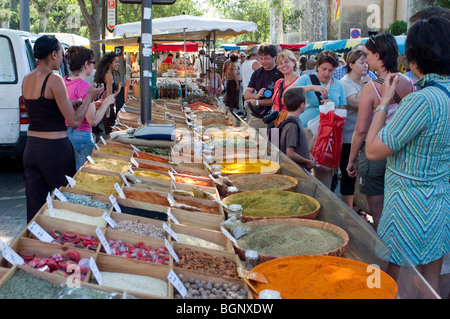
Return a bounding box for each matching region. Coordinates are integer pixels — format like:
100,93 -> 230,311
21,36 -> 104,222
346,33 -> 415,230
64,46 -> 115,170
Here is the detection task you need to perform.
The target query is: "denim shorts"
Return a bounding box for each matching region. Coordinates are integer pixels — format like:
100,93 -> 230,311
68,127 -> 95,171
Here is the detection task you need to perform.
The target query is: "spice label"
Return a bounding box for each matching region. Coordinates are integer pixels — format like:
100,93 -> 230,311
89,257 -> 102,285
96,226 -> 112,255
214,197 -> 228,210
102,211 -> 116,228
130,157 -> 139,168
128,165 -> 135,174
163,223 -> 178,242
168,170 -> 176,182
203,160 -> 212,172
109,195 -> 122,213
65,175 -> 76,187
221,226 -> 238,245
114,183 -> 126,199
167,270 -> 187,298
53,188 -> 67,202
46,193 -> 55,217
164,238 -> 179,263
0,240 -> 24,265
120,173 -> 131,187
28,221 -> 54,243
130,144 -> 140,156
94,143 -> 100,150
87,156 -> 96,164
100,136 -> 107,145
167,208 -> 180,224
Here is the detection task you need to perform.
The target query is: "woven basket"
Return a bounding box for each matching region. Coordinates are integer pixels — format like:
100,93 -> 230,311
217,174 -> 298,197
233,218 -> 349,264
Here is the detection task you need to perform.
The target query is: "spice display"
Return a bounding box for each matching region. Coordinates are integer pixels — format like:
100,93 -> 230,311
174,273 -> 248,299
43,208 -> 107,227
174,175 -> 215,187
215,160 -> 280,175
98,147 -> 131,156
98,272 -> 168,297
103,239 -> 169,265
74,171 -> 123,197
85,157 -> 129,174
136,162 -> 169,173
223,189 -> 319,219
61,192 -> 111,210
136,152 -> 169,163
0,270 -> 61,299
249,255 -> 398,299
53,286 -> 131,299
228,174 -> 298,192
48,229 -> 99,251
138,146 -> 171,157
133,170 -> 171,181
174,248 -> 239,278
237,224 -> 345,256
176,233 -> 225,251
111,218 -> 165,239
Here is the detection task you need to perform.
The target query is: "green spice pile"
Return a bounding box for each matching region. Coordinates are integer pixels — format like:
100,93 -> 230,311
61,192 -> 111,210
138,146 -> 171,157
0,270 -> 60,299
237,224 -> 345,256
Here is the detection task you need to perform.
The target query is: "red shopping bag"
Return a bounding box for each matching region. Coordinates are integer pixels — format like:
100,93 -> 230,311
312,107 -> 346,169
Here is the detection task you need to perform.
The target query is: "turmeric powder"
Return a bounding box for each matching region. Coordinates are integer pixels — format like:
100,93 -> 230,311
251,255 -> 397,299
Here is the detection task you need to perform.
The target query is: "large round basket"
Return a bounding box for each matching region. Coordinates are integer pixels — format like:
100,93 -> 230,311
233,218 -> 349,263
217,174 -> 298,197
222,189 -> 321,222
245,255 -> 398,299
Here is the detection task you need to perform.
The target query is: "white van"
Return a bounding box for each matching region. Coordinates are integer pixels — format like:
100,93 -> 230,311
0,29 -> 69,158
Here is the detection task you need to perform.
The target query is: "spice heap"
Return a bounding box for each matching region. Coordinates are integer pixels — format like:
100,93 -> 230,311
228,174 -> 297,192
111,218 -> 165,239
216,160 -> 280,175
102,239 -> 169,265
47,229 -> 99,251
43,208 -> 107,227
98,272 -> 168,297
61,192 -> 111,210
74,171 -> 123,197
85,157 -> 130,174
174,248 -> 239,278
138,146 -> 171,157
174,175 -> 215,187
237,224 -> 345,256
133,170 -> 171,181
98,147 -> 131,156
19,250 -> 90,281
174,273 -> 248,299
0,270 -> 61,299
136,152 -> 169,163
176,233 -> 225,251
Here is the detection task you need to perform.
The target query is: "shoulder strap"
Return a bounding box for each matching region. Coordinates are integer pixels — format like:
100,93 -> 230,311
309,74 -> 323,103
373,77 -> 402,104
277,79 -> 285,111
40,72 -> 53,98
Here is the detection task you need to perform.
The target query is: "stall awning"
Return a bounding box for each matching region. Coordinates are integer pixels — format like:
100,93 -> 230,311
279,43 -> 308,51
154,41 -> 198,52
220,44 -> 248,51
299,41 -> 328,55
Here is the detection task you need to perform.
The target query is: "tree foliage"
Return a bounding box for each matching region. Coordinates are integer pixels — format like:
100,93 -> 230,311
387,20 -> 407,36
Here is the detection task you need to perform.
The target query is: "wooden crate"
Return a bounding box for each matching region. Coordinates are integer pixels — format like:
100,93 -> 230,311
56,186 -> 113,209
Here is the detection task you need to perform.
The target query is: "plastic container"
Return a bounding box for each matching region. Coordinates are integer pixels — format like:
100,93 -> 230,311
211,165 -> 223,178
259,289 -> 281,299
228,204 -> 242,221
244,250 -> 258,270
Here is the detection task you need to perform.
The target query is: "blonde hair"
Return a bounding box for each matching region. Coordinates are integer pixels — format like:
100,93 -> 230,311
276,50 -> 298,71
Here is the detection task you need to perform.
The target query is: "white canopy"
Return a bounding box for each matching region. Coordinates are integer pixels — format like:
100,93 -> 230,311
112,14 -> 258,42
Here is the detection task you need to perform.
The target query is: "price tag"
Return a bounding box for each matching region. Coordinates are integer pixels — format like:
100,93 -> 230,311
214,197 -> 228,210
114,183 -> 126,199
100,136 -> 107,145
102,211 -> 116,228
167,208 -> 179,224
95,226 -> 111,255
221,226 -> 238,245
120,173 -> 131,187
167,270 -> 187,298
163,223 -> 178,242
128,165 -> 135,174
65,175 -> 76,187
0,240 -> 25,265
168,170 -> 176,182
94,143 -> 100,150
28,221 -> 54,243
164,238 -> 179,263
87,156 -> 96,164
203,160 -> 212,172
46,192 -> 55,217
130,157 -> 139,168
109,194 -> 121,213
53,188 -> 67,202
89,257 -> 102,285
130,144 -> 140,156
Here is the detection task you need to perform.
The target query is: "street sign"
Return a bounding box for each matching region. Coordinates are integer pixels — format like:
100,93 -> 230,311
115,46 -> 124,57
119,0 -> 176,4
106,0 -> 117,33
350,28 -> 361,39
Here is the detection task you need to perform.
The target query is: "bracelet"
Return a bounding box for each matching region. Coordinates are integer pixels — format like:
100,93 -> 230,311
255,100 -> 259,106
375,105 -> 388,113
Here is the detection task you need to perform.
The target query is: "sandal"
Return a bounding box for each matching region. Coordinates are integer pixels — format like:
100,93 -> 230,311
356,209 -> 373,223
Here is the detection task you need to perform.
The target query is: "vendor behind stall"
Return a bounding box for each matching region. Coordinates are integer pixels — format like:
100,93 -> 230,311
163,53 -> 174,65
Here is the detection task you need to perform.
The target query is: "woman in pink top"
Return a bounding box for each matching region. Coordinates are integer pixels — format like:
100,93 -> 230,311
64,46 -> 115,170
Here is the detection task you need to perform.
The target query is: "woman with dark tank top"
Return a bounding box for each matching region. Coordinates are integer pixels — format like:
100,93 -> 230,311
21,35 -> 103,222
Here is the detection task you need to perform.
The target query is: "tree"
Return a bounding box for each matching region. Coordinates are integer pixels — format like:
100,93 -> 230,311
31,0 -> 60,33
77,0 -> 103,62
387,20 -> 407,35
433,0 -> 450,8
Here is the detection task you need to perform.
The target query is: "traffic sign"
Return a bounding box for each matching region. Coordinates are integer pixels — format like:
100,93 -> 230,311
106,0 -> 116,33
350,28 -> 361,39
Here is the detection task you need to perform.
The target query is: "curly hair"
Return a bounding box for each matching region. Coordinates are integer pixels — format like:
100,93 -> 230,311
66,46 -> 94,72
94,52 -> 118,84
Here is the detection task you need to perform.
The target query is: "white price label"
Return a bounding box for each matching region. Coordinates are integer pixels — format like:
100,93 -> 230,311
94,143 -> 100,150
114,183 -> 126,199
130,157 -> 139,168
167,208 -> 179,224
95,226 -> 111,255
120,173 -> 131,187
87,156 -> 96,164
89,257 -> 102,285
28,222 -> 54,243
53,188 -> 67,202
130,144 -> 140,156
164,238 -> 179,263
109,195 -> 121,213
128,165 -> 135,174
167,270 -> 187,298
163,223 -> 178,242
221,226 -> 238,245
102,211 -> 116,228
100,136 -> 107,145
65,175 -> 76,187
46,192 -> 55,217
0,240 -> 25,265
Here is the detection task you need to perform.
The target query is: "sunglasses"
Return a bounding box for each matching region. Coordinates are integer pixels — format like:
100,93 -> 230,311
88,60 -> 96,64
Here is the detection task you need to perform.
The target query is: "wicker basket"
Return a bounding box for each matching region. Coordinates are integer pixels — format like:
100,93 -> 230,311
233,218 -> 349,264
217,174 -> 298,197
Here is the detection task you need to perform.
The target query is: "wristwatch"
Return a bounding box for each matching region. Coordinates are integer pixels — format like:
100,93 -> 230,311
375,105 -> 388,113
255,100 -> 259,106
